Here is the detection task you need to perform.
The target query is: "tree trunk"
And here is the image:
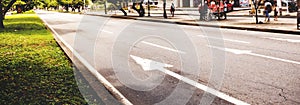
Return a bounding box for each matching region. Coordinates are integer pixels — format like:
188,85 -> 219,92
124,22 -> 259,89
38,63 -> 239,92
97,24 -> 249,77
253,0 -> 261,24
0,0 -> 17,29
255,7 -> 258,24
163,2 -> 167,18
119,8 -> 127,16
78,6 -> 81,12
147,0 -> 150,16
0,16 -> 4,29
132,3 -> 141,15
66,5 -> 69,12
0,0 -> 4,29
139,3 -> 144,17
3,0 -> 16,14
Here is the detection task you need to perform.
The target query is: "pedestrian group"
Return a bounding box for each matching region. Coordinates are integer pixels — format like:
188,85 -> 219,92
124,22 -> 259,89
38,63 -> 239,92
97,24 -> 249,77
264,1 -> 278,22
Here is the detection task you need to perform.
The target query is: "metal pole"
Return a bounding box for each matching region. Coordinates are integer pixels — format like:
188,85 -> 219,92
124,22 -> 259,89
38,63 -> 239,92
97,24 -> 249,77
163,0 -> 167,18
286,1 -> 289,14
148,0 -> 150,16
83,0 -> 85,13
104,0 -> 107,14
217,0 -> 220,20
297,0 -> 299,29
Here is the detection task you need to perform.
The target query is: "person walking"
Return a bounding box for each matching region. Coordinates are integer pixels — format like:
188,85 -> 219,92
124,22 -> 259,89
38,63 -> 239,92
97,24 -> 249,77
264,1 -> 272,22
170,3 -> 175,17
223,2 -> 228,19
273,4 -> 278,21
198,1 -> 208,21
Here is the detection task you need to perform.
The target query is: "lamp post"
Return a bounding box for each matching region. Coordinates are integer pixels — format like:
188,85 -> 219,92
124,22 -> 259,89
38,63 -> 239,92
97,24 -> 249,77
297,0 -> 299,29
83,0 -> 85,13
148,0 -> 150,16
286,0 -> 289,14
163,0 -> 167,18
104,0 -> 107,14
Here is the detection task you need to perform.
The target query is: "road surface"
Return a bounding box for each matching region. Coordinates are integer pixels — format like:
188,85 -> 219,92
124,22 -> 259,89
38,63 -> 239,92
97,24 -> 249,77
36,10 -> 300,105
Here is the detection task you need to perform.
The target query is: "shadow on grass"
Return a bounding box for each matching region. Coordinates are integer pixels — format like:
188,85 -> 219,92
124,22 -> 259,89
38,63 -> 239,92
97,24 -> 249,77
0,54 -> 87,104
4,16 -> 41,23
4,22 -> 45,30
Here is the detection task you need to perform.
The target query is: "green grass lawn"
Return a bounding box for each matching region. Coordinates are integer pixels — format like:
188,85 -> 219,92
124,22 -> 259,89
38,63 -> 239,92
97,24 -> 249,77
0,12 -> 88,104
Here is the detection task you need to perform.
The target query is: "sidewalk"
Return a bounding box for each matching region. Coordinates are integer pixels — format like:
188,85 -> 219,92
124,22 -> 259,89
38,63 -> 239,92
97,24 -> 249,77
85,9 -> 299,35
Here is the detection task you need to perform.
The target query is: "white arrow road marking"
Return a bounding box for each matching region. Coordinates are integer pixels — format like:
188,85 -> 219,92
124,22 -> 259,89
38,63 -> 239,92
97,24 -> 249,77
130,55 -> 250,105
141,41 -> 186,54
198,35 -> 250,44
208,46 -> 300,65
130,55 -> 173,71
265,37 -> 300,43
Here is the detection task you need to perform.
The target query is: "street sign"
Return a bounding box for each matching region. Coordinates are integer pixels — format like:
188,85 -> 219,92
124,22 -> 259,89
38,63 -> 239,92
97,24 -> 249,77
298,0 -> 300,29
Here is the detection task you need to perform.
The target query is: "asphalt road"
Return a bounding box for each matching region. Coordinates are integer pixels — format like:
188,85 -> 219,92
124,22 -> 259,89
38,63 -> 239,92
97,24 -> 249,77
36,10 -> 300,105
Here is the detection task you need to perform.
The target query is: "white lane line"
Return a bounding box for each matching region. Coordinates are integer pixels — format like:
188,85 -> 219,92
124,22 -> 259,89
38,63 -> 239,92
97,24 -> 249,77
248,53 -> 300,65
208,46 -> 300,65
265,37 -> 300,43
102,30 -> 113,34
198,35 -> 250,44
130,55 -> 250,105
39,14 -> 133,105
141,41 -> 186,54
208,45 -> 252,55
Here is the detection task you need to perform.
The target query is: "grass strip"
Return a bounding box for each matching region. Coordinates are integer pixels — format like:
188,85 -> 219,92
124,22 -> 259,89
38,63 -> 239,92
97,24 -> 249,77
0,11 -> 89,104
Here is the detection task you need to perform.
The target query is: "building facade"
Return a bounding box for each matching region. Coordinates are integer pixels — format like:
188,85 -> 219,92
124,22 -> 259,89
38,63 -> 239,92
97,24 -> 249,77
172,0 -> 202,7
155,0 -> 201,7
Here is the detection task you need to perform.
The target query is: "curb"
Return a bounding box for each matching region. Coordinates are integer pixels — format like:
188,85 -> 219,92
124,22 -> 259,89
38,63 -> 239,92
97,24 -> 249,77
114,11 -> 297,18
86,13 -> 300,35
38,13 -> 133,105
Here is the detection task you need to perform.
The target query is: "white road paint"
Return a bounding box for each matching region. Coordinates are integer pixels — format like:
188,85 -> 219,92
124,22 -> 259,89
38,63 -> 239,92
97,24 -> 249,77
265,37 -> 300,43
198,35 -> 250,44
208,46 -> 300,65
141,41 -> 186,54
130,55 -> 250,105
248,53 -> 300,65
102,30 -> 113,34
38,13 -> 133,105
208,45 -> 252,55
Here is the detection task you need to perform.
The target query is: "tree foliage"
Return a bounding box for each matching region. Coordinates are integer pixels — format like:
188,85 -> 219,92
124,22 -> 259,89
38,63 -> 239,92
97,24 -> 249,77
0,0 -> 91,29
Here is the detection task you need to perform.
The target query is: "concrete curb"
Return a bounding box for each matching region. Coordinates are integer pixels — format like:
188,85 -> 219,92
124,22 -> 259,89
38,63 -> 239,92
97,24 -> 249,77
112,11 -> 297,18
86,14 -> 300,35
38,13 -> 133,105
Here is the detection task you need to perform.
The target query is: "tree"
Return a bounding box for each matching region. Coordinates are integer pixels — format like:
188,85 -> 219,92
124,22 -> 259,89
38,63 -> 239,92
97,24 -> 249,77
163,0 -> 166,18
105,0 -> 166,17
107,0 -> 128,16
252,0 -> 262,24
59,0 -> 72,11
48,0 -> 59,10
131,0 -> 145,17
0,0 -> 17,29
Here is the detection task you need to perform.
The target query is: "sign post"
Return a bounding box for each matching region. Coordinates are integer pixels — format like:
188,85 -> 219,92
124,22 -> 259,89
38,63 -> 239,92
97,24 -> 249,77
298,0 -> 300,29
